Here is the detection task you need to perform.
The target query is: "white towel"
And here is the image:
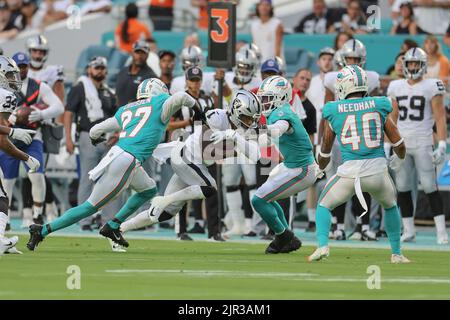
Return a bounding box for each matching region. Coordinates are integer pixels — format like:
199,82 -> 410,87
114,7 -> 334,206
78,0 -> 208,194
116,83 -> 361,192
88,146 -> 124,181
78,75 -> 104,123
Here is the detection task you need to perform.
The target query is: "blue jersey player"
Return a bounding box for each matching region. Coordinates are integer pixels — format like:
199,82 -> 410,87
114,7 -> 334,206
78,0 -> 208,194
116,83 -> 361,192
309,65 -> 410,263
27,78 -> 197,250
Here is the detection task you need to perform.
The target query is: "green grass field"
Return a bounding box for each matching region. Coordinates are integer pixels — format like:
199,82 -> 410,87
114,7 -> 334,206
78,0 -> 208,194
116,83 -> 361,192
1,235 -> 450,299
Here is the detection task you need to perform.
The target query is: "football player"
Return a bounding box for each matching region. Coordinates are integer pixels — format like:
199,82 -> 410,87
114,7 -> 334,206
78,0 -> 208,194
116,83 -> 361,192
0,56 -> 40,255
26,79 -> 198,251
220,49 -> 262,236
0,52 -> 64,229
105,89 -> 262,248
309,65 -> 409,263
25,35 -> 65,224
387,47 -> 448,244
322,39 -> 381,241
252,75 -> 321,254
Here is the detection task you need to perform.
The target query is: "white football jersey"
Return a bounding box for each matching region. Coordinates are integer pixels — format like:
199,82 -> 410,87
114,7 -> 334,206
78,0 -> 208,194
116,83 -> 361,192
387,78 -> 446,139
0,87 -> 17,114
28,65 -> 64,88
324,70 -> 380,96
170,72 -> 215,96
184,108 -> 230,165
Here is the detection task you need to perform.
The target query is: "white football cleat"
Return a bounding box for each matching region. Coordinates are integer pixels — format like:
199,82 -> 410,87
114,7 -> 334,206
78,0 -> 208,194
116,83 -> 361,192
401,233 -> 416,243
108,239 -> 127,253
5,246 -> 23,254
391,254 -> 411,264
0,236 -> 19,255
307,246 -> 330,262
437,233 -> 448,245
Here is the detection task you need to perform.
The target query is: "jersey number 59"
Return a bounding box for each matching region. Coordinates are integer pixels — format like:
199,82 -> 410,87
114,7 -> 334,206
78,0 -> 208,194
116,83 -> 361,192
119,106 -> 152,138
340,112 -> 382,150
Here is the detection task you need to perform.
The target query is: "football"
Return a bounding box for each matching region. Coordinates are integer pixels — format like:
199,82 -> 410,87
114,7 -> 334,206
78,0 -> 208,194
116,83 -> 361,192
14,106 -> 32,126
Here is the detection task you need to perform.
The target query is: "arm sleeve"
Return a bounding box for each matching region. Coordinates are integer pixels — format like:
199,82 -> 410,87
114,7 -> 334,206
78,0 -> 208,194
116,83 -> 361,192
89,116 -> 121,139
161,92 -> 196,123
38,82 -> 64,120
266,120 -> 290,138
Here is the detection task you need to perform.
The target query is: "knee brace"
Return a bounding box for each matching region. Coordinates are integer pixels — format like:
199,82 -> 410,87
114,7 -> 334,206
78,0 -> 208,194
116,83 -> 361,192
0,196 -> 9,214
427,191 -> 443,217
200,186 -> 216,198
397,191 -> 413,218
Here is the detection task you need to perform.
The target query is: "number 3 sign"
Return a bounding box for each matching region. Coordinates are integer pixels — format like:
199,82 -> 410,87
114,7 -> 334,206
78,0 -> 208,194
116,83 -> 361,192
207,1 -> 236,69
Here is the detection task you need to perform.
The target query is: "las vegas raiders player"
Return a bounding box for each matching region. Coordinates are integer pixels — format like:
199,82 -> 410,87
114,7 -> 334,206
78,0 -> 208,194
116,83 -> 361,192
387,47 -> 448,245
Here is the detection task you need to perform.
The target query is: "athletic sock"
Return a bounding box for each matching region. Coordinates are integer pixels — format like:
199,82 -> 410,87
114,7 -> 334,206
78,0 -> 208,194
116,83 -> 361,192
271,201 -> 289,230
307,208 -> 316,222
0,212 -> 7,238
32,205 -> 44,219
42,202 -> 97,237
108,188 -> 157,229
433,214 -> 447,237
362,224 -> 369,232
337,223 -> 345,231
251,196 -> 285,234
316,205 -> 332,247
384,206 -> 402,255
402,217 -> 415,236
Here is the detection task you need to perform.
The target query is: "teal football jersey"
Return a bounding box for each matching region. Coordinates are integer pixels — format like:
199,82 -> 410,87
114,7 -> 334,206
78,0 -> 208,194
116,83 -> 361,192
267,103 -> 314,168
322,96 -> 393,162
115,94 -> 170,163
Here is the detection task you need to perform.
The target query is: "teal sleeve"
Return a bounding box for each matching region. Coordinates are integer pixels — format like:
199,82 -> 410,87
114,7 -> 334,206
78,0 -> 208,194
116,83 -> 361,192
379,97 -> 393,120
322,102 -> 332,121
114,107 -> 123,126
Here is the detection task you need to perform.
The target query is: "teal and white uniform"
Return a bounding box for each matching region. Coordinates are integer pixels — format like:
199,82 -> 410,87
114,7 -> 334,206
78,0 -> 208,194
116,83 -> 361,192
318,96 -> 397,212
87,93 -> 195,208
255,103 -> 318,202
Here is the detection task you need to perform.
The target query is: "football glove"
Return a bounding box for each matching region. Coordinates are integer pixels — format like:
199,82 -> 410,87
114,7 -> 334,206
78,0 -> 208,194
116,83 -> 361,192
28,107 -> 43,123
210,129 -> 236,144
389,154 -> 405,172
9,128 -> 36,145
25,155 -> 40,173
431,141 -> 446,166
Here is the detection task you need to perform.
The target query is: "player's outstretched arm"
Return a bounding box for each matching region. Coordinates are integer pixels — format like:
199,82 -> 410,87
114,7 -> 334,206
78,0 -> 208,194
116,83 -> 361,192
89,117 -> 121,144
161,92 -> 197,123
384,117 -> 405,159
318,120 -> 335,170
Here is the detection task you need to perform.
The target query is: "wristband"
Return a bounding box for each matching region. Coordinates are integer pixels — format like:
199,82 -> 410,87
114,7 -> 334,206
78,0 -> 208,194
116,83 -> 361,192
392,138 -> 404,148
319,150 -> 331,158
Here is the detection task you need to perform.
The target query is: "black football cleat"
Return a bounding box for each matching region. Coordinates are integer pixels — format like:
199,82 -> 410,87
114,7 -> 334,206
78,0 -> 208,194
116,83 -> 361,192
280,234 -> 302,253
27,224 -> 44,251
177,233 -> 193,241
99,223 -> 129,248
265,229 -> 294,254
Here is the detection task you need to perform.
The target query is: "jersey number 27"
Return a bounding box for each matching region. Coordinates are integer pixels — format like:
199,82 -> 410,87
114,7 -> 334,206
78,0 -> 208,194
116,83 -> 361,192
341,112 -> 382,150
119,106 -> 152,138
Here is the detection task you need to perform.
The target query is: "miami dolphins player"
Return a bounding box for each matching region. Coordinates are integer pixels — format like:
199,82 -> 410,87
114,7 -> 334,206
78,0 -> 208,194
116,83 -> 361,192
26,78 -> 197,250
309,65 -> 410,263
252,75 -> 321,254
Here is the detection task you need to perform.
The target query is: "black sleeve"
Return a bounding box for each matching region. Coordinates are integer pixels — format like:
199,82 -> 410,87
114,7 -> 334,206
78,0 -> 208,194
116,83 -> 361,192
65,83 -> 84,113
302,100 -> 317,135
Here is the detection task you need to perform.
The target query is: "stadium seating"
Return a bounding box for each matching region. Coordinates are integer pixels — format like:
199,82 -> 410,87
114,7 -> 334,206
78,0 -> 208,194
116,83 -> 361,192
75,45 -> 115,77
106,49 -> 130,87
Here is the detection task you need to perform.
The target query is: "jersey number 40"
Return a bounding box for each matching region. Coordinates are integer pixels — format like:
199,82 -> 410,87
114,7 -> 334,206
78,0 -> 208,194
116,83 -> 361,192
119,106 -> 152,138
340,112 -> 382,150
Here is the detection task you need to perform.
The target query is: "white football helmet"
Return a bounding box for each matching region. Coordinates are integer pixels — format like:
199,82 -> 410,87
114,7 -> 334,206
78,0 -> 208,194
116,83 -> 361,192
26,35 -> 50,69
239,43 -> 262,66
180,45 -> 203,71
275,56 -> 286,76
403,47 -> 427,80
257,75 -> 292,117
136,78 -> 169,100
0,56 -> 22,92
335,65 -> 368,101
234,49 -> 259,84
333,49 -> 345,70
341,39 -> 366,68
229,89 -> 262,129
